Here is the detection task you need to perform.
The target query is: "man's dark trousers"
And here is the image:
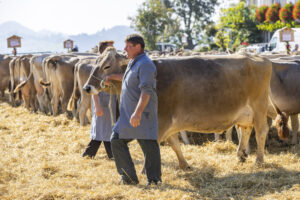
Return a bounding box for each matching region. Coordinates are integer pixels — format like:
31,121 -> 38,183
111,132 -> 161,183
83,140 -> 113,159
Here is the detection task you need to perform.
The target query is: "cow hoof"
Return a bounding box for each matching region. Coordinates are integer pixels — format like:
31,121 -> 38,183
255,159 -> 264,166
179,163 -> 190,170
238,150 -> 248,163
239,156 -> 246,163
291,138 -> 299,145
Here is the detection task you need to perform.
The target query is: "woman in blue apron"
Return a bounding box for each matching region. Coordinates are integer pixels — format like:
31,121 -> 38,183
82,91 -> 117,159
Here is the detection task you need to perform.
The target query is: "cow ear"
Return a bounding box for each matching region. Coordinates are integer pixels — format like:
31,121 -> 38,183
116,53 -> 129,66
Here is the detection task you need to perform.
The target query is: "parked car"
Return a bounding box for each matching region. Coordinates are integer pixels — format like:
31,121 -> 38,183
156,43 -> 177,52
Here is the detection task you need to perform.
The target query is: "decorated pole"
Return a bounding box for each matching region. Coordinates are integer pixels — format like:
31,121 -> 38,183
279,27 -> 295,55
7,35 -> 21,56
64,39 -> 74,52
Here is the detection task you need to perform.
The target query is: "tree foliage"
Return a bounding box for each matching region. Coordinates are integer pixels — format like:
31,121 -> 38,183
215,29 -> 230,51
217,1 -> 262,51
169,0 -> 218,49
130,0 -> 219,50
129,0 -> 176,50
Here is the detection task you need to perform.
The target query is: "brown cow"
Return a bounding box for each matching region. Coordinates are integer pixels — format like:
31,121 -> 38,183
40,54 -> 79,116
9,55 -> 34,109
40,53 -> 98,116
67,56 -> 98,125
83,47 -> 288,168
18,55 -> 37,111
218,55 -> 300,145
9,57 -> 19,106
0,55 -> 12,97
269,57 -> 300,144
14,54 -> 52,113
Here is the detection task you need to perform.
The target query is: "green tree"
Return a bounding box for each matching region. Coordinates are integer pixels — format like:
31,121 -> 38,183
169,0 -> 218,49
215,29 -> 230,51
217,1 -> 263,51
201,25 -> 218,50
129,0 -> 176,50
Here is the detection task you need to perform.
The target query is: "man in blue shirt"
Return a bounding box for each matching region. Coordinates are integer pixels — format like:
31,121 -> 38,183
106,34 -> 161,185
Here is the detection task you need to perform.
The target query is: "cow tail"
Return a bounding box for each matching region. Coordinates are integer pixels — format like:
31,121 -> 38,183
67,65 -> 79,111
14,81 -> 27,94
13,70 -> 33,94
8,80 -> 11,92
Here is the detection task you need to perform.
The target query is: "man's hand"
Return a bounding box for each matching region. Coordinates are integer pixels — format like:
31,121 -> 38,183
104,76 -> 112,86
130,112 -> 141,127
95,106 -> 103,117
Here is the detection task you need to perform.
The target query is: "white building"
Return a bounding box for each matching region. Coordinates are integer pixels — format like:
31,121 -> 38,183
247,0 -> 297,6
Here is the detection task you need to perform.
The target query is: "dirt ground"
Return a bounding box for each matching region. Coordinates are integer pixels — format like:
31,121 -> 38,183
0,93 -> 299,200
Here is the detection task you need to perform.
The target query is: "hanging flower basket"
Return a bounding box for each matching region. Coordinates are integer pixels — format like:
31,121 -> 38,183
279,3 -> 294,23
293,0 -> 300,22
266,3 -> 281,23
255,5 -> 269,23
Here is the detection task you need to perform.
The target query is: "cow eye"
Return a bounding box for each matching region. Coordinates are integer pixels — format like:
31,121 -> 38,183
104,66 -> 110,70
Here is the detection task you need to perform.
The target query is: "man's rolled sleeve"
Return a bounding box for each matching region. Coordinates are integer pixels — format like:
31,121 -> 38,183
138,63 -> 156,95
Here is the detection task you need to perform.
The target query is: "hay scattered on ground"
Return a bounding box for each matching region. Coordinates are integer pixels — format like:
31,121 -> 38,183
0,94 -> 299,200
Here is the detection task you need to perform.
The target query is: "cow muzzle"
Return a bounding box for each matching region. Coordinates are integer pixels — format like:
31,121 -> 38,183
83,85 -> 91,93
83,84 -> 99,94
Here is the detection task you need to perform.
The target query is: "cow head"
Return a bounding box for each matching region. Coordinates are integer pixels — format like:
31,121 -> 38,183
83,47 -> 129,95
275,112 -> 289,140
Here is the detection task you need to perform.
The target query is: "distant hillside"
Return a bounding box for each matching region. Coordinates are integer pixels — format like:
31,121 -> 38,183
0,21 -> 135,54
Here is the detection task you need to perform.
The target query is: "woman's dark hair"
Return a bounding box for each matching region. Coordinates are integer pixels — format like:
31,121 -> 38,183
125,34 -> 145,49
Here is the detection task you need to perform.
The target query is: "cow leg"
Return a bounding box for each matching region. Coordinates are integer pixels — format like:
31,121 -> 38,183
237,125 -> 252,162
75,98 -> 81,121
167,134 -> 189,169
37,94 -> 46,113
250,91 -> 270,164
10,88 -> 16,106
236,125 -> 251,155
23,95 -> 31,110
180,131 -> 190,144
290,114 -> 299,145
225,127 -> 233,141
215,127 -> 233,142
78,99 -> 90,126
51,96 -> 59,116
254,121 -> 269,164
33,96 -> 39,112
61,96 -> 73,118
44,89 -> 53,114
214,133 -> 222,141
61,94 -> 69,114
